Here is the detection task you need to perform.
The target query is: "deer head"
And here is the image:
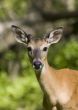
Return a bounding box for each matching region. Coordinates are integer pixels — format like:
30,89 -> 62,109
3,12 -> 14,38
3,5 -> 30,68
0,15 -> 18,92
12,25 -> 63,71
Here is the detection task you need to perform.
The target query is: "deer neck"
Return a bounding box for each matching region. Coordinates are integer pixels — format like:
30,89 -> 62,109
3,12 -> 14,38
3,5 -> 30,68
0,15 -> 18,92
35,59 -> 72,105
35,58 -> 58,92
35,59 -> 59,105
42,59 -> 55,75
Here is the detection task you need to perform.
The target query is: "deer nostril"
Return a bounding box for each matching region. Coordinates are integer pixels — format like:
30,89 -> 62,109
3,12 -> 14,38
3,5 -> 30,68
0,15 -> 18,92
33,61 -> 42,70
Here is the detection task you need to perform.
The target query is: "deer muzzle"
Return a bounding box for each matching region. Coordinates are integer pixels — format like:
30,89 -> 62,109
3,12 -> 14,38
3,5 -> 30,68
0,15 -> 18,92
33,60 -> 43,70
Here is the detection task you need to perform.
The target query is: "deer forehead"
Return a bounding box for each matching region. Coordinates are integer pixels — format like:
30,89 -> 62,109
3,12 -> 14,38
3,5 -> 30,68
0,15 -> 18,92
28,39 -> 48,49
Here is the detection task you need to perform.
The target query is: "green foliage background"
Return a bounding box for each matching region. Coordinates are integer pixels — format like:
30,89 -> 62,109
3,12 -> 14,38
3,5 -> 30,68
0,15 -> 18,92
0,0 -> 78,110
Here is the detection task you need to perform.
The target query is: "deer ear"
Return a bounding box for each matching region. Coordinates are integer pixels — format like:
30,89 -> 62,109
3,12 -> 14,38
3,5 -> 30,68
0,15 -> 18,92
45,27 -> 63,45
11,25 -> 32,45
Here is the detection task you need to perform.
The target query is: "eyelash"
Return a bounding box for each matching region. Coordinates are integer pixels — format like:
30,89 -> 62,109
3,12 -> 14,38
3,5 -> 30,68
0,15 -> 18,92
27,47 -> 32,52
43,47 -> 48,51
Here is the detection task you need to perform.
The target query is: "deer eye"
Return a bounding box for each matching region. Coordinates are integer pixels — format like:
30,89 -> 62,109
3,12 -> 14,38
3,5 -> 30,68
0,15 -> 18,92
27,47 -> 32,52
43,47 -> 48,51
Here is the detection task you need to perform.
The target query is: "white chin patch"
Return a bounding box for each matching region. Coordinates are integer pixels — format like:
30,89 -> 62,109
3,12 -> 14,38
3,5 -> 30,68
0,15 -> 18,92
40,65 -> 42,69
33,65 -> 35,69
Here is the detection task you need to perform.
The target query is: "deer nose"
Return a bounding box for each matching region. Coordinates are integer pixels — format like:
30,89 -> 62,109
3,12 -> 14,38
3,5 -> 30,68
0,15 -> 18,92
33,61 -> 42,70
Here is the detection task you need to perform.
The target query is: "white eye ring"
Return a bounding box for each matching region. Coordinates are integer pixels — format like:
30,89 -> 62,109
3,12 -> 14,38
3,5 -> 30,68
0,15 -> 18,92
27,46 -> 33,57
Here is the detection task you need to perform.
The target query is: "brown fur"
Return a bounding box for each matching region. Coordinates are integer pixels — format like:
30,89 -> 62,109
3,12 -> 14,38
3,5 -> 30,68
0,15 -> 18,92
37,59 -> 78,110
12,26 -> 78,110
27,39 -> 78,110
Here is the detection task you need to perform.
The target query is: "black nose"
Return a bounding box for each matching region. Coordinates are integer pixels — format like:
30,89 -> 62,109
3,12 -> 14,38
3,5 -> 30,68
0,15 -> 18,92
33,61 -> 42,70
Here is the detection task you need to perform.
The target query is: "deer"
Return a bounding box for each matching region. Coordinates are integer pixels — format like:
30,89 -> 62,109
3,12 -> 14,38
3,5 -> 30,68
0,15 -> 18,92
11,25 -> 78,110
